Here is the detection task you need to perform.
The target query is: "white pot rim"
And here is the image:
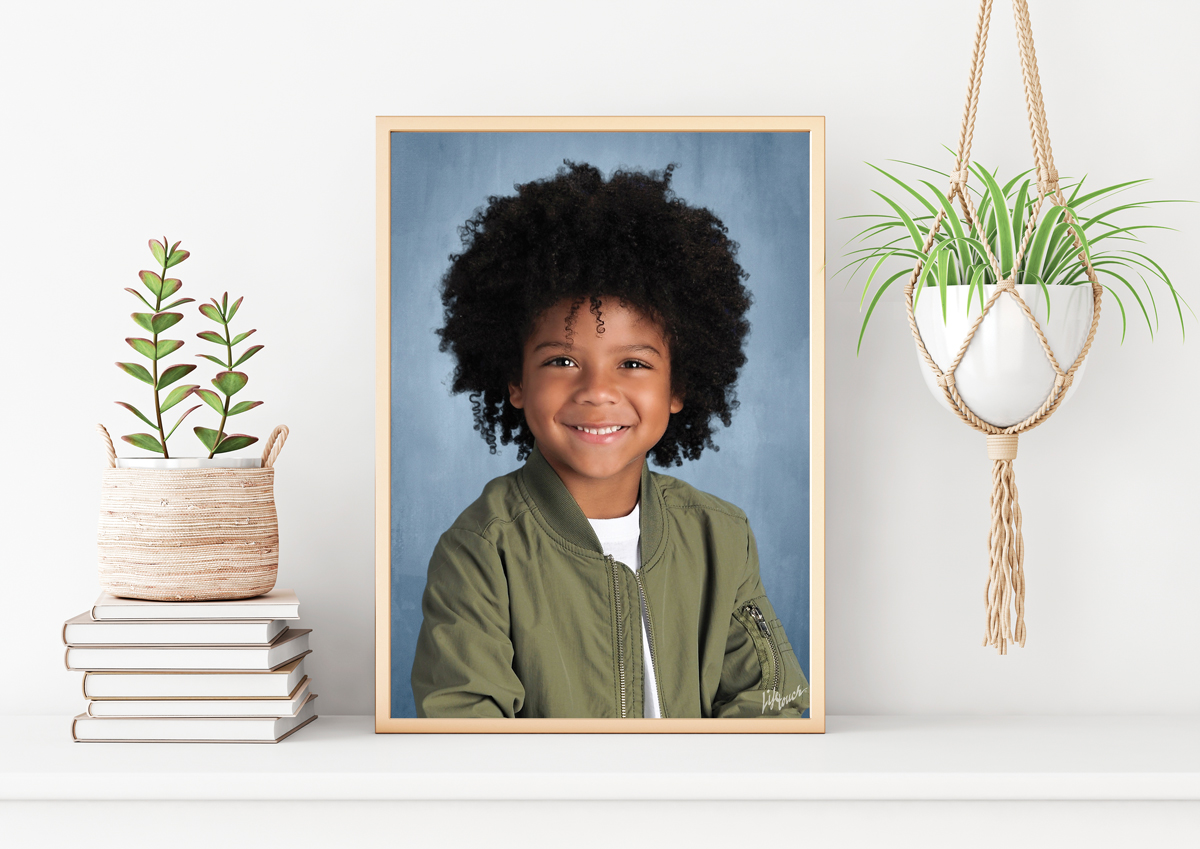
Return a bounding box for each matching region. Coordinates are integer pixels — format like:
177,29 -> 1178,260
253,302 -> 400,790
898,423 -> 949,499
114,457 -> 263,469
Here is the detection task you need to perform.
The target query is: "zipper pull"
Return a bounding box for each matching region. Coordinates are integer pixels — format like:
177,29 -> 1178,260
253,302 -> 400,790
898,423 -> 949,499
745,603 -> 771,637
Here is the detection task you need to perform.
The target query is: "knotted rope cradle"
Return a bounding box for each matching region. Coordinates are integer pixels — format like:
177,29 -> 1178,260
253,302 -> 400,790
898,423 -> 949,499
903,0 -> 1103,654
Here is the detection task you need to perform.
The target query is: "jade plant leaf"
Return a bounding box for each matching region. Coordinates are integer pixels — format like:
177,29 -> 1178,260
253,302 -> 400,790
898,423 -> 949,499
226,296 -> 244,323
233,344 -> 263,367
116,361 -> 154,384
125,337 -> 158,359
149,239 -> 167,266
157,363 -> 197,389
227,400 -> 262,416
193,426 -> 222,452
155,339 -> 184,358
132,313 -> 155,333
165,249 -> 190,268
212,434 -> 258,454
160,383 -> 199,412
199,303 -> 224,324
196,353 -> 229,367
139,270 -> 163,298
125,287 -> 155,310
151,312 -> 184,334
193,388 -> 225,414
212,370 -> 248,396
160,278 -> 183,300
165,404 -> 201,440
121,433 -> 165,454
161,297 -> 196,310
197,330 -> 226,345
115,401 -> 156,428
231,328 -> 256,345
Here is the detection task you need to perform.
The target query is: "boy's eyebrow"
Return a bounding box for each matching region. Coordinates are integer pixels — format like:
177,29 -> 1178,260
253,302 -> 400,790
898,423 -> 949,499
532,341 -> 665,357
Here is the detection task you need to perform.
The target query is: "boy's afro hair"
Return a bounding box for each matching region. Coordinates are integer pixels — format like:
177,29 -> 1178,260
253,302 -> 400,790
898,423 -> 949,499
436,159 -> 752,467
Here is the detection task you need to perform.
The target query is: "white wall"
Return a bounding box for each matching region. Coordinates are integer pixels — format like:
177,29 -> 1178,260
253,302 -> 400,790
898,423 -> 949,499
2,0 -> 1197,716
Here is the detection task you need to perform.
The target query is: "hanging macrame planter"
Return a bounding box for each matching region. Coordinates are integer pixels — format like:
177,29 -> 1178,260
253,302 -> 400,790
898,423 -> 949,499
904,0 -> 1103,654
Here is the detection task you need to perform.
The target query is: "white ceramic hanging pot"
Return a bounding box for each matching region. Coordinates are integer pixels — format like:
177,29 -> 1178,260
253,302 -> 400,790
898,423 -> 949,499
914,283 -> 1094,428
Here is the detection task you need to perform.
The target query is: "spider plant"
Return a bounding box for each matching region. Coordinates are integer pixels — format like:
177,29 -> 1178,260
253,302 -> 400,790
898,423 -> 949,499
843,159 -> 1191,354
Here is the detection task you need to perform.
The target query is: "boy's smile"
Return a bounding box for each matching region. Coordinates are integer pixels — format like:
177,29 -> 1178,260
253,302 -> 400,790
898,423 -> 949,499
509,297 -> 683,519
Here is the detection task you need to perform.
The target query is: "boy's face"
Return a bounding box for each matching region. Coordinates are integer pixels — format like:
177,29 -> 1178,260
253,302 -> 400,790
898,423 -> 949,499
508,297 -> 684,516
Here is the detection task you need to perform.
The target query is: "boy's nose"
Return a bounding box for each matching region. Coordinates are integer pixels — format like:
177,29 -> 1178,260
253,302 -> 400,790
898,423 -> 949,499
573,367 -> 619,405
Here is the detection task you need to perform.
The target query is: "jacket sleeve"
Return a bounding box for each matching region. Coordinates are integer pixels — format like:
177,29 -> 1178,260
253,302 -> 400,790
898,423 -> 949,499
410,527 -> 525,718
711,521 -> 811,719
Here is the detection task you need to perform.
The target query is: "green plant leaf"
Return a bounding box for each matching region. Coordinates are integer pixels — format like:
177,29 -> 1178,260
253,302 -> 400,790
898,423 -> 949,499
227,400 -> 263,416
212,370 -> 248,396
1102,284 -> 1129,344
160,383 -> 199,413
157,363 -> 197,390
197,330 -> 227,345
156,339 -> 183,358
125,337 -> 157,360
165,249 -> 190,268
149,239 -> 167,266
165,404 -> 201,440
122,433 -> 165,454
149,312 -> 183,334
1093,263 -> 1153,338
161,297 -> 196,310
116,361 -> 154,384
170,240 -> 181,253
872,191 -> 926,252
161,277 -> 182,300
196,353 -> 229,367
114,401 -> 156,429
857,268 -> 910,355
212,434 -> 258,455
231,328 -> 256,345
139,270 -> 163,298
125,287 -> 155,310
193,426 -> 221,452
226,296 -> 244,323
199,303 -> 225,324
193,388 -> 225,414
132,312 -> 155,332
976,167 -> 1014,277
233,344 -> 263,367
866,164 -> 939,217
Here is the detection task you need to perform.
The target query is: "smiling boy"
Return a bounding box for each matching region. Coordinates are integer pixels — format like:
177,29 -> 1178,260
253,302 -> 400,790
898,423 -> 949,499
411,161 -> 810,719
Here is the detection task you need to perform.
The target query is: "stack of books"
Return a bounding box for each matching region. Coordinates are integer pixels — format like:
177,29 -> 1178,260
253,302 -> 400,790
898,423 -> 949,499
64,589 -> 317,743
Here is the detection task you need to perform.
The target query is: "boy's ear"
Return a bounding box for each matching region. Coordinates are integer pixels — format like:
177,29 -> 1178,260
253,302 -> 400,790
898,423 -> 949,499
508,381 -> 524,409
670,393 -> 684,414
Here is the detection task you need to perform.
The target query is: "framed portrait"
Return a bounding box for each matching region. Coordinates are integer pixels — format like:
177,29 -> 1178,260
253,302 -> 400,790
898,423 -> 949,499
375,116 -> 825,732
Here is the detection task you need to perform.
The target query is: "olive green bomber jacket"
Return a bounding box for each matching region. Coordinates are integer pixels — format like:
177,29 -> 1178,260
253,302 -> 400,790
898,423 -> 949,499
411,445 -> 810,719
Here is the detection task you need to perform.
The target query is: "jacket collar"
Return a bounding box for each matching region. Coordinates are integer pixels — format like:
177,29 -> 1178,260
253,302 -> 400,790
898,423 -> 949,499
518,443 -> 665,564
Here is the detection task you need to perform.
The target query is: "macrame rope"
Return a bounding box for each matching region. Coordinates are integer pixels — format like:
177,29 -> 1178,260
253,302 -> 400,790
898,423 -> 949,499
901,0 -> 1103,653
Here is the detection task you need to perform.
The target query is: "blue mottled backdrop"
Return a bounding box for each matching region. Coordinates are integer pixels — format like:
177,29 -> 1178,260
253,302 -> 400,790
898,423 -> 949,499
390,131 -> 811,718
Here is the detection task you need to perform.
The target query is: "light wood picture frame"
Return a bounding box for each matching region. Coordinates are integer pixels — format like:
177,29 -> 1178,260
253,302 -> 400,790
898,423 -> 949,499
376,116 -> 825,732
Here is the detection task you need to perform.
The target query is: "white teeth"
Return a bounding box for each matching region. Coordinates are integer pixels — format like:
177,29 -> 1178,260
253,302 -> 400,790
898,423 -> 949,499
574,425 -> 624,435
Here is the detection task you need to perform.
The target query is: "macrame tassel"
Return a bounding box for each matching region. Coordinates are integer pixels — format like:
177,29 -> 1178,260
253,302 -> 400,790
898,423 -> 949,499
983,433 -> 1026,654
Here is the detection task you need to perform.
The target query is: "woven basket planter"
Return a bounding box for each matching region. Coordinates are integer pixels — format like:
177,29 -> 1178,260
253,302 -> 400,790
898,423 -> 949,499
96,424 -> 289,601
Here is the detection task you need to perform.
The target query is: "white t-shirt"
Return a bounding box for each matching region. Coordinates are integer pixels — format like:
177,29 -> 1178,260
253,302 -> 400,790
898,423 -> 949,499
587,502 -> 661,718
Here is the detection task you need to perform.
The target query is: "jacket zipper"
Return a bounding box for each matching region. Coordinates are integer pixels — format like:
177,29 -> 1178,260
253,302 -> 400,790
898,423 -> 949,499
634,569 -> 666,718
744,602 -> 781,693
607,555 -> 627,718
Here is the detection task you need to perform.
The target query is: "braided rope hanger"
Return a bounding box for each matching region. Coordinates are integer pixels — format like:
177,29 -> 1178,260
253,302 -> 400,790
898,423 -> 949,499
902,0 -> 1104,654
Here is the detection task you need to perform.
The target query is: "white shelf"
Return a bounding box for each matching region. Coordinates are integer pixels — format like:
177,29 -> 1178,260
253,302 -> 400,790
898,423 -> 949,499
3,714 -> 1198,801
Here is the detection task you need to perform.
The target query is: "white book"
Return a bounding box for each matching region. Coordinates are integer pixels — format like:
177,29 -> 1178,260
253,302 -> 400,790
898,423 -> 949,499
87,679 -> 312,717
90,589 -> 300,621
65,629 -> 310,671
64,613 -> 287,646
84,656 -> 308,699
73,694 -> 318,742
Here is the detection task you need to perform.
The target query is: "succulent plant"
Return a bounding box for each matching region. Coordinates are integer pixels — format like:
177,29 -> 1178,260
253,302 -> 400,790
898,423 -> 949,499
115,239 -> 200,457
193,292 -> 264,458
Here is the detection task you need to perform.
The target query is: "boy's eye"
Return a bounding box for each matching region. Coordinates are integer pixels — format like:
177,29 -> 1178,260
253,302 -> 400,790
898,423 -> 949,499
546,356 -> 576,367
621,360 -> 650,369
